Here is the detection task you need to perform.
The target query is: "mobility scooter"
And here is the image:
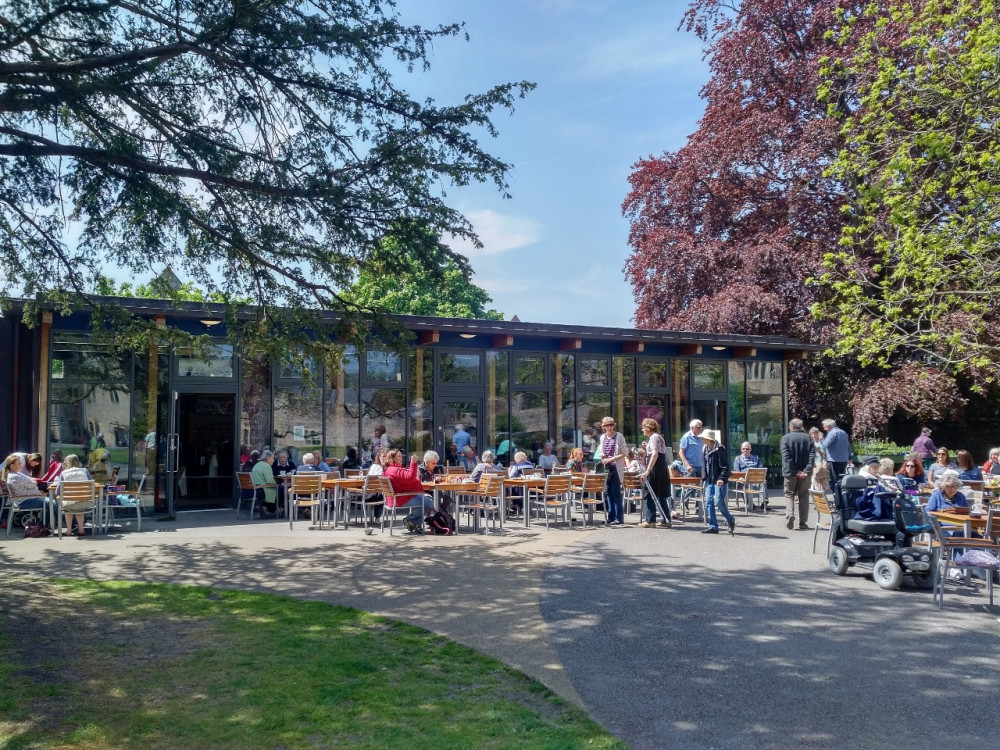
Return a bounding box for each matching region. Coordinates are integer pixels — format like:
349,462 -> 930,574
828,474 -> 935,590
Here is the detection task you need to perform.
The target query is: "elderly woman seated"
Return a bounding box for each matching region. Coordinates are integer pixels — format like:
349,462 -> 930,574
469,450 -> 499,483
56,454 -> 94,536
2,452 -> 53,527
924,472 -> 969,514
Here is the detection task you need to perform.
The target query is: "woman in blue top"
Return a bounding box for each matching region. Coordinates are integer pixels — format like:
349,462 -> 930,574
924,472 -> 968,514
955,450 -> 983,482
926,448 -> 957,483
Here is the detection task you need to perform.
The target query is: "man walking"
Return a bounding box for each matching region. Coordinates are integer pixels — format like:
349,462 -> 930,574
781,418 -> 815,531
820,419 -> 851,486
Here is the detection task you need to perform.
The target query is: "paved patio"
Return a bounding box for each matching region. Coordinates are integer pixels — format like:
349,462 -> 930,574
2,502 -> 999,749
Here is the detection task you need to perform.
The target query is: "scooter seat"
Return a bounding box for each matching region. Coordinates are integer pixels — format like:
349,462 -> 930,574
846,518 -> 897,535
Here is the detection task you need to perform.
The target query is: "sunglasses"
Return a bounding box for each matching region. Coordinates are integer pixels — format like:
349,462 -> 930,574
904,464 -> 916,468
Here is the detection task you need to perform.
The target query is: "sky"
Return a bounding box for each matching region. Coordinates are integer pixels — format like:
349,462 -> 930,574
392,0 -> 710,328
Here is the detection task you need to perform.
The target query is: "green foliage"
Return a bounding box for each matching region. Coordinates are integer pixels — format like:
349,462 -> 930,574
0,580 -> 625,749
818,0 -> 1000,383
0,1 -> 531,360
343,221 -> 503,320
851,439 -> 912,456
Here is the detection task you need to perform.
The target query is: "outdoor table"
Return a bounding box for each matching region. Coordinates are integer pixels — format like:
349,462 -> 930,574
931,509 -> 987,538
320,477 -> 365,529
501,476 -> 547,528
421,479 -> 478,512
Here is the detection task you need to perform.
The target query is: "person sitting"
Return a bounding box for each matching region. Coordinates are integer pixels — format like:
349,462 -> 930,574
927,448 -> 957,484
417,450 -> 446,483
40,450 -> 64,489
537,443 -> 558,473
241,450 -> 260,473
470,450 -> 498,484
2,453 -> 51,527
295,452 -> 323,473
506,451 -> 535,515
878,457 -> 897,480
566,447 -> 587,473
733,442 -> 762,472
955,450 -> 983,482
460,445 -> 479,472
896,456 -> 925,491
382,449 -> 436,533
342,447 -> 362,471
626,448 -> 642,474
981,447 -> 1000,476
924,471 -> 969,516
56,454 -> 93,536
251,450 -> 278,517
857,455 -> 881,480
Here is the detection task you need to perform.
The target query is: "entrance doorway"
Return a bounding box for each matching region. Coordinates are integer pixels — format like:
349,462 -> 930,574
436,397 -> 482,468
693,399 -> 727,440
169,393 -> 237,512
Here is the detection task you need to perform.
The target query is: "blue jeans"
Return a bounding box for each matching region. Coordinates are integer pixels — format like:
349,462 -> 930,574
705,482 -> 733,529
605,469 -> 624,524
398,494 -> 435,517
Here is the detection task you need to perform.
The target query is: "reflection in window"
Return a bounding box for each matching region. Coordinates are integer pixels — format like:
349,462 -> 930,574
440,352 -> 481,384
51,333 -> 129,381
692,362 -> 725,390
49,382 -> 131,484
176,344 -> 235,378
361,388 -> 406,457
511,391 -> 548,462
747,361 -> 784,482
614,357 -> 636,446
514,356 -> 545,386
552,354 -> 574,461
670,360 -> 690,448
486,351 -> 509,461
639,361 -> 669,390
326,346 -> 359,461
577,391 -> 611,454
580,358 -> 609,387
366,349 -> 402,382
278,351 -> 319,381
638,395 -> 667,437
727,361 -> 746,454
273,385 -> 323,463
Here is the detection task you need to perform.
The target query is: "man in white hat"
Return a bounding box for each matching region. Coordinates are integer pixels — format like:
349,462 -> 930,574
701,428 -> 735,535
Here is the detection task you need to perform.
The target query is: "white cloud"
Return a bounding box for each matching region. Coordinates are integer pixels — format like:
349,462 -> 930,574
447,209 -> 543,258
578,30 -> 705,80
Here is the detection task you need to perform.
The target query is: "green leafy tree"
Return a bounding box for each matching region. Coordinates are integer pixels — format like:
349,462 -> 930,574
0,0 -> 531,358
344,221 -> 502,319
818,0 -> 1000,384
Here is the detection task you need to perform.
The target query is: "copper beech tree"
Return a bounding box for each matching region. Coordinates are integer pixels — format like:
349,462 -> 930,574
622,0 -> 969,436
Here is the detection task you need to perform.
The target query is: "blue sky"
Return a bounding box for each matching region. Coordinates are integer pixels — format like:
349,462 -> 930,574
394,0 -> 710,328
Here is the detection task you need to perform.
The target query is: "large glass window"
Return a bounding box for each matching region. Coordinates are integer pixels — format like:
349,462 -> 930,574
511,391 -> 548,462
51,333 -> 129,382
747,361 -> 784,482
727,361 -> 747,455
514,356 -> 546,386
580,358 -> 609,388
365,349 -> 402,383
273,385 -> 323,465
552,354 -> 574,462
326,346 -> 360,463
175,344 -> 235,378
670,360 -> 690,449
361,387 -> 406,455
440,352 -> 481,384
577,392 -> 611,459
486,351 -> 509,463
639,361 -> 668,390
693,362 -> 725,390
614,357 -> 636,446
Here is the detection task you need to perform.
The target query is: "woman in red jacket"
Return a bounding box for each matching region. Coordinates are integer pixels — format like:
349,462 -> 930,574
382,449 -> 436,533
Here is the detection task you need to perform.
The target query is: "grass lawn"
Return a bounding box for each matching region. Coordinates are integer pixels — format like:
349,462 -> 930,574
0,580 -> 625,750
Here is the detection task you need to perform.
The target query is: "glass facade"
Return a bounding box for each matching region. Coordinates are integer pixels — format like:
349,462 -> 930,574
42,329 -> 788,512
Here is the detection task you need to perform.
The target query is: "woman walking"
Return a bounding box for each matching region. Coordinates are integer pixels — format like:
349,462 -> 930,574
638,418 -> 672,528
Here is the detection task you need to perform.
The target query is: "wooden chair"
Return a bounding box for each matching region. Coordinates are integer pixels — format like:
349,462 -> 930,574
287,473 -> 322,530
457,474 -> 503,534
445,465 -> 466,475
733,468 -> 768,514
382,479 -> 427,536
810,490 -> 834,554
571,473 -> 608,528
526,474 -> 573,529
929,509 -> 1000,608
235,472 -> 257,518
343,475 -> 386,532
622,472 -> 644,517
106,473 -> 145,531
343,468 -> 363,478
53,480 -> 101,538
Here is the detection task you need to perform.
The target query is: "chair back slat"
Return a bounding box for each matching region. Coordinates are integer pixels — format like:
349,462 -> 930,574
746,468 -> 768,483
290,474 -> 322,494
236,472 -> 255,491
583,474 -> 607,493
622,472 -> 643,490
59,480 -> 97,501
544,474 -> 572,494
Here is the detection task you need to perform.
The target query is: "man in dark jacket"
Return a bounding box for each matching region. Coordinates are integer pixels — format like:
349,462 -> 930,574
701,429 -> 735,535
780,418 -> 815,530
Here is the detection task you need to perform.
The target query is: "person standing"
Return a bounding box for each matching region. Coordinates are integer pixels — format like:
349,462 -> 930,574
638,418 -> 672,528
700,429 -> 734,535
679,419 -> 704,476
781,418 -> 815,531
820,419 -> 850,486
452,424 -> 471,453
911,427 -> 938,472
808,426 -> 831,493
598,416 -> 628,526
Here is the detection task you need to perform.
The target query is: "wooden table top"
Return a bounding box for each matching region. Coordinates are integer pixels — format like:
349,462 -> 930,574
422,480 -> 479,491
320,477 -> 365,490
930,509 -> 987,530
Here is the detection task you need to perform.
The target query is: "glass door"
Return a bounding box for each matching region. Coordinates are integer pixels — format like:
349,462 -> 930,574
692,399 -> 727,440
435,397 -> 482,469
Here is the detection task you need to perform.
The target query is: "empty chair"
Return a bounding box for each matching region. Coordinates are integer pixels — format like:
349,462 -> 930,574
105,474 -> 145,531
809,490 -> 834,554
287,473 -> 323,530
457,474 -> 504,534
343,475 -> 386,532
526,474 -> 573,529
571,473 -> 608,528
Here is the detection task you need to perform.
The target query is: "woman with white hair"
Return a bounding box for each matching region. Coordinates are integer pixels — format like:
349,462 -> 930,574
506,451 -> 535,516
981,447 -> 1000,476
924,472 -> 969,514
470,450 -> 497,484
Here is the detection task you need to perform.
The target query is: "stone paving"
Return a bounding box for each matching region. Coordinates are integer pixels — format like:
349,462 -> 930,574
2,501 -> 999,749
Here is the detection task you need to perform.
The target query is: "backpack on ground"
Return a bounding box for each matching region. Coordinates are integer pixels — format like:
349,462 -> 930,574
426,509 -> 456,535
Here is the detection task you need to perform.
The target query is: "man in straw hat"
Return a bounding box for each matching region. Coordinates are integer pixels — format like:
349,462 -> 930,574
700,428 -> 735,535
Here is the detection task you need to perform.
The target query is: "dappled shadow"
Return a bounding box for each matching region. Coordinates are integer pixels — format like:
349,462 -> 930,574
540,528 -> 1000,750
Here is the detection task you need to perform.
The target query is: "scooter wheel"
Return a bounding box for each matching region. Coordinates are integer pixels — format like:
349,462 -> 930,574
873,557 -> 903,590
829,546 -> 850,576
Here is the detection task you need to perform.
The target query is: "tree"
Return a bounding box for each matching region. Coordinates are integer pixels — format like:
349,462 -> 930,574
343,221 -> 502,319
818,0 -> 1000,384
0,0 -> 532,358
621,0 -> 978,436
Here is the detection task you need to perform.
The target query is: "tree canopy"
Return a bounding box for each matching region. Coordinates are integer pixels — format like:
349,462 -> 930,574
343,221 -> 502,320
0,0 -> 531,356
621,0 -> 994,434
818,0 -> 1000,384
